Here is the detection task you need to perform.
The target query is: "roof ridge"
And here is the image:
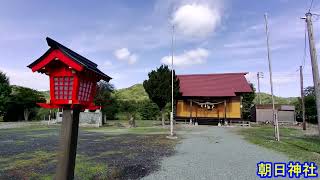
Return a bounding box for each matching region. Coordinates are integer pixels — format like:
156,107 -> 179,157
177,72 -> 248,76
46,37 -> 98,68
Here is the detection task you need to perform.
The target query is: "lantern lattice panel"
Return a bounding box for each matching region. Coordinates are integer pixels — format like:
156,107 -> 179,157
78,80 -> 92,102
54,76 -> 74,100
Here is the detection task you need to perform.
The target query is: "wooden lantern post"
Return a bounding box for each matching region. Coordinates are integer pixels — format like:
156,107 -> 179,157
28,37 -> 111,179
56,108 -> 80,180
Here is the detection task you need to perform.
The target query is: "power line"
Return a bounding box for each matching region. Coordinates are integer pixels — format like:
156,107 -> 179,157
309,0 -> 314,12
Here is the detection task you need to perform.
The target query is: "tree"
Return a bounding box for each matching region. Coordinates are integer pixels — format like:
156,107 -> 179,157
293,97 -> 302,122
5,86 -> 45,121
94,81 -> 118,123
304,86 -> 317,124
139,100 -> 160,120
118,100 -> 138,127
0,71 -> 11,116
293,86 -> 317,124
242,83 -> 255,120
143,65 -> 181,126
304,86 -> 315,96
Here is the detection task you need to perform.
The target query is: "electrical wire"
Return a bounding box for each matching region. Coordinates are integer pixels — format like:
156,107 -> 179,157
309,0 -> 314,12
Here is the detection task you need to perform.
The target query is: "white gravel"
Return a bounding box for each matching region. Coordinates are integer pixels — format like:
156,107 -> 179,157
142,126 -> 290,180
0,122 -> 44,129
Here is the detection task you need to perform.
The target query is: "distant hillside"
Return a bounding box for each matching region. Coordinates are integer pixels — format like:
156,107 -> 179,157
114,84 -> 299,105
253,92 -> 298,105
40,91 -> 50,100
114,84 -> 149,101
39,83 -> 298,105
38,85 -> 149,102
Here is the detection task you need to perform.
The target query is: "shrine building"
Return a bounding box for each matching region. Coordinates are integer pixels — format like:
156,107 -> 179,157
175,73 -> 253,123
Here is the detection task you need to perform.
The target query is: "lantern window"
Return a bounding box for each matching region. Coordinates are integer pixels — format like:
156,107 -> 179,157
78,80 -> 92,102
54,76 -> 74,100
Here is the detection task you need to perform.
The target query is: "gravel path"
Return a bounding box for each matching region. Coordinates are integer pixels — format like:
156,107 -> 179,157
143,126 -> 289,180
0,122 -> 34,129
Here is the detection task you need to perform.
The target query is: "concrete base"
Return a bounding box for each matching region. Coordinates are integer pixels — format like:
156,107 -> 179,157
166,135 -> 178,139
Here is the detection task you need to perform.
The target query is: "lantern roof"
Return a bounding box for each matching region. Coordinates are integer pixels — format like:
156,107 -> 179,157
28,37 -> 111,81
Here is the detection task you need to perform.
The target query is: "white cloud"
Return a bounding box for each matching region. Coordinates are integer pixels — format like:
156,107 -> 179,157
0,67 -> 49,91
104,60 -> 113,67
245,72 -> 257,84
161,48 -> 209,67
128,54 -> 138,64
114,48 -> 130,59
246,71 -> 300,92
171,3 -> 221,38
114,48 -> 137,64
104,61 -> 112,66
223,39 -> 264,48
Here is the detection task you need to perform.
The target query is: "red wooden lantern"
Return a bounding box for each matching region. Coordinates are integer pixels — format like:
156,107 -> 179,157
28,37 -> 111,110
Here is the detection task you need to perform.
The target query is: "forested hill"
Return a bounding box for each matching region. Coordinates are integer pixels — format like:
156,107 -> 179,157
253,92 -> 298,105
40,91 -> 50,100
41,84 -> 149,102
116,84 -> 299,105
41,84 -> 298,105
114,84 -> 149,101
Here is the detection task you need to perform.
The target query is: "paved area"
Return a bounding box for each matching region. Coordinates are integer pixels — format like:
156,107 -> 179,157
143,126 -> 289,180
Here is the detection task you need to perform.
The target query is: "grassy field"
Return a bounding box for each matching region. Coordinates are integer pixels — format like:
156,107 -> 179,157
0,120 -> 177,179
83,120 -> 169,135
238,125 -> 320,165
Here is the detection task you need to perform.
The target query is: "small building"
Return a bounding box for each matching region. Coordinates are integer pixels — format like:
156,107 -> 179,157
175,73 -> 253,123
56,110 -> 102,127
251,104 -> 296,124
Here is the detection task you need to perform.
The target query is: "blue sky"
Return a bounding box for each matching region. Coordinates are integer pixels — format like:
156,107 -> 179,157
0,0 -> 318,97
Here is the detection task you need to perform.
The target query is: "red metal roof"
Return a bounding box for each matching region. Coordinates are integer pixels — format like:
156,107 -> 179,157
177,73 -> 252,97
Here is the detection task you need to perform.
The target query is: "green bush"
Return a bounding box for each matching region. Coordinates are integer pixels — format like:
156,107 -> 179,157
139,100 -> 160,120
34,108 -> 58,121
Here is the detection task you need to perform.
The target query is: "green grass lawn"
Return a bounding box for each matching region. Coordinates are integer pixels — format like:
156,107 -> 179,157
0,120 -> 176,179
0,151 -> 107,179
105,119 -> 162,127
83,120 -> 168,135
238,125 -> 320,165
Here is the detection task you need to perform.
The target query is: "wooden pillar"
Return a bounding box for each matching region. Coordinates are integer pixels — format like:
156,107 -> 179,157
56,108 -> 80,180
195,105 -> 198,124
224,99 -> 227,122
240,96 -> 243,121
189,100 -> 193,124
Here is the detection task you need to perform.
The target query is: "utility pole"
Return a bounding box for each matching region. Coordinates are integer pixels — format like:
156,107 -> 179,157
305,12 -> 320,136
170,25 -> 174,137
257,72 -> 264,104
264,13 -> 280,141
300,66 -> 306,130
